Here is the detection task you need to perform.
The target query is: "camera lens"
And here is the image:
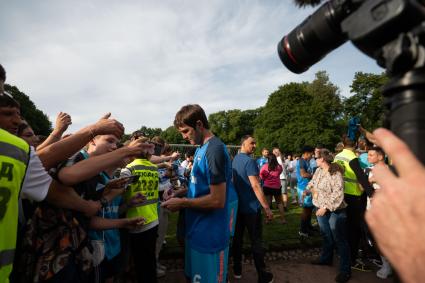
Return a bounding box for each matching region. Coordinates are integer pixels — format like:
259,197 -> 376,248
278,0 -> 349,74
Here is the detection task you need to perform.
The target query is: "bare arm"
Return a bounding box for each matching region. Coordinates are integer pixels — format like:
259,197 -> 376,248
248,175 -> 273,220
45,180 -> 101,217
248,175 -> 269,209
150,152 -> 180,164
89,216 -> 145,230
58,139 -> 154,186
36,113 -> 124,170
37,112 -> 72,151
161,182 -> 226,211
300,167 -> 312,178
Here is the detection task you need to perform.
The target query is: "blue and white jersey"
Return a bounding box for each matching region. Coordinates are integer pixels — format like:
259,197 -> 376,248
186,136 -> 233,253
256,156 -> 268,170
296,157 -> 312,190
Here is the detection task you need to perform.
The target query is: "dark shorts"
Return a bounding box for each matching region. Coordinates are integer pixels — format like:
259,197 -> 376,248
263,186 -> 282,196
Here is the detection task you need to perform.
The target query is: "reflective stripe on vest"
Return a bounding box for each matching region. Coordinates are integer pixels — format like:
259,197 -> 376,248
125,159 -> 159,225
0,128 -> 30,283
343,177 -> 358,183
0,142 -> 29,164
334,149 -> 362,196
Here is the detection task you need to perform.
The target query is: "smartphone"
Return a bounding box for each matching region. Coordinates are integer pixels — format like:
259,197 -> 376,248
110,175 -> 139,188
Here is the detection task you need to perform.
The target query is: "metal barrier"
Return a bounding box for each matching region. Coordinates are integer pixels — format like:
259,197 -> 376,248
169,144 -> 240,159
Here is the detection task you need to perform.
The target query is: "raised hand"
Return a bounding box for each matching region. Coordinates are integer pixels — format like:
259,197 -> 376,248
366,128 -> 425,283
54,112 -> 72,134
126,138 -> 155,157
91,113 -> 124,139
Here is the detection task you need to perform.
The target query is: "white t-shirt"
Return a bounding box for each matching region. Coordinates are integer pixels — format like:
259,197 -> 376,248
180,160 -> 189,169
277,156 -> 287,180
20,147 -> 51,202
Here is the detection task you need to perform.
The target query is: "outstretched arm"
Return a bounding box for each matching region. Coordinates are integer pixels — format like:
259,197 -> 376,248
37,112 -> 72,151
37,113 -> 124,170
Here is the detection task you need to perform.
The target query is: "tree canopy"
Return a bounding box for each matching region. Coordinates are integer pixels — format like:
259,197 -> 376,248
209,108 -> 261,145
254,71 -> 343,154
343,72 -> 387,131
5,84 -> 52,135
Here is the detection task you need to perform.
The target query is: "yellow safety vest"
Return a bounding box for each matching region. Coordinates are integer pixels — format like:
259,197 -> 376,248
125,159 -> 159,226
334,149 -> 363,196
0,128 -> 30,283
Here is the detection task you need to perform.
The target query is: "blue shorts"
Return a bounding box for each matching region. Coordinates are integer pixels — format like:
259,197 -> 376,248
228,199 -> 238,237
185,244 -> 229,283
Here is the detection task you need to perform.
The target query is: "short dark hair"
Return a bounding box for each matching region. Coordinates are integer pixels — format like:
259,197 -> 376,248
0,64 -> 6,82
151,136 -> 165,146
0,92 -> 20,109
369,146 -> 385,157
240,135 -> 252,145
174,104 -> 209,130
301,145 -> 314,153
185,148 -> 196,158
342,136 -> 355,147
130,130 -> 145,141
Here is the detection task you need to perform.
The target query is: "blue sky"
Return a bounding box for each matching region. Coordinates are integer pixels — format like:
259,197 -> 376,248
0,0 -> 383,133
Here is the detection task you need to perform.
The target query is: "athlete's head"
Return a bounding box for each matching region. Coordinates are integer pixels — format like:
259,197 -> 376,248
240,135 -> 256,155
174,104 -> 209,145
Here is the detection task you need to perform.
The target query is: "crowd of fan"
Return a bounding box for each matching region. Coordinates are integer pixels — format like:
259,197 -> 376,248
253,135 -> 393,282
2,61 -> 425,283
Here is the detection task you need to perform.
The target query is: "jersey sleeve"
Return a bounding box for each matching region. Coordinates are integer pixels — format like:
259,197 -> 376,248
246,158 -> 260,177
205,143 -> 227,185
21,147 -> 52,202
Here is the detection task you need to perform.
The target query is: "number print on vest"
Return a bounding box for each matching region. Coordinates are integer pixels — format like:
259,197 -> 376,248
0,187 -> 11,220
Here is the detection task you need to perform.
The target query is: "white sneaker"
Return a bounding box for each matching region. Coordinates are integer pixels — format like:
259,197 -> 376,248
376,256 -> 392,279
157,268 -> 166,278
157,263 -> 167,271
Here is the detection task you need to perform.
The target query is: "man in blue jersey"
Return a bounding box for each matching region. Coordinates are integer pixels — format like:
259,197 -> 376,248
162,104 -> 233,283
296,146 -> 315,237
232,135 -> 274,283
256,148 -> 269,170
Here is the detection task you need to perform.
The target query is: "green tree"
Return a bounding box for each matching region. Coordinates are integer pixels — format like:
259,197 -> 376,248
160,126 -> 186,144
209,108 -> 261,145
5,84 -> 52,135
255,71 -> 343,153
137,126 -> 162,139
343,72 -> 388,131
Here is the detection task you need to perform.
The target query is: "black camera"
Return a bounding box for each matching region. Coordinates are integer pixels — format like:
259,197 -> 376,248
278,0 -> 425,162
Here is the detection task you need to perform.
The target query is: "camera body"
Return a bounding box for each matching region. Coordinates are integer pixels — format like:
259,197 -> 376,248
278,0 -> 425,162
278,0 -> 425,74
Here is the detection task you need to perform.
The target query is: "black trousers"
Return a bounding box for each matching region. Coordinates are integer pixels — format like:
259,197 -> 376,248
232,209 -> 268,281
344,194 -> 367,265
129,226 -> 158,283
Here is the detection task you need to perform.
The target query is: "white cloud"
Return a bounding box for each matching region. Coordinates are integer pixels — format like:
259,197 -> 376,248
0,0 -> 382,134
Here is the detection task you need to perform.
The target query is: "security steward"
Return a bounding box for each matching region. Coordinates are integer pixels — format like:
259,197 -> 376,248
120,136 -> 160,283
334,137 -> 374,270
0,127 -> 30,282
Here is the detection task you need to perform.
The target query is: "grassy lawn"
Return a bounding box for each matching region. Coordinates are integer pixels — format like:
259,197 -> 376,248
161,202 -> 322,258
